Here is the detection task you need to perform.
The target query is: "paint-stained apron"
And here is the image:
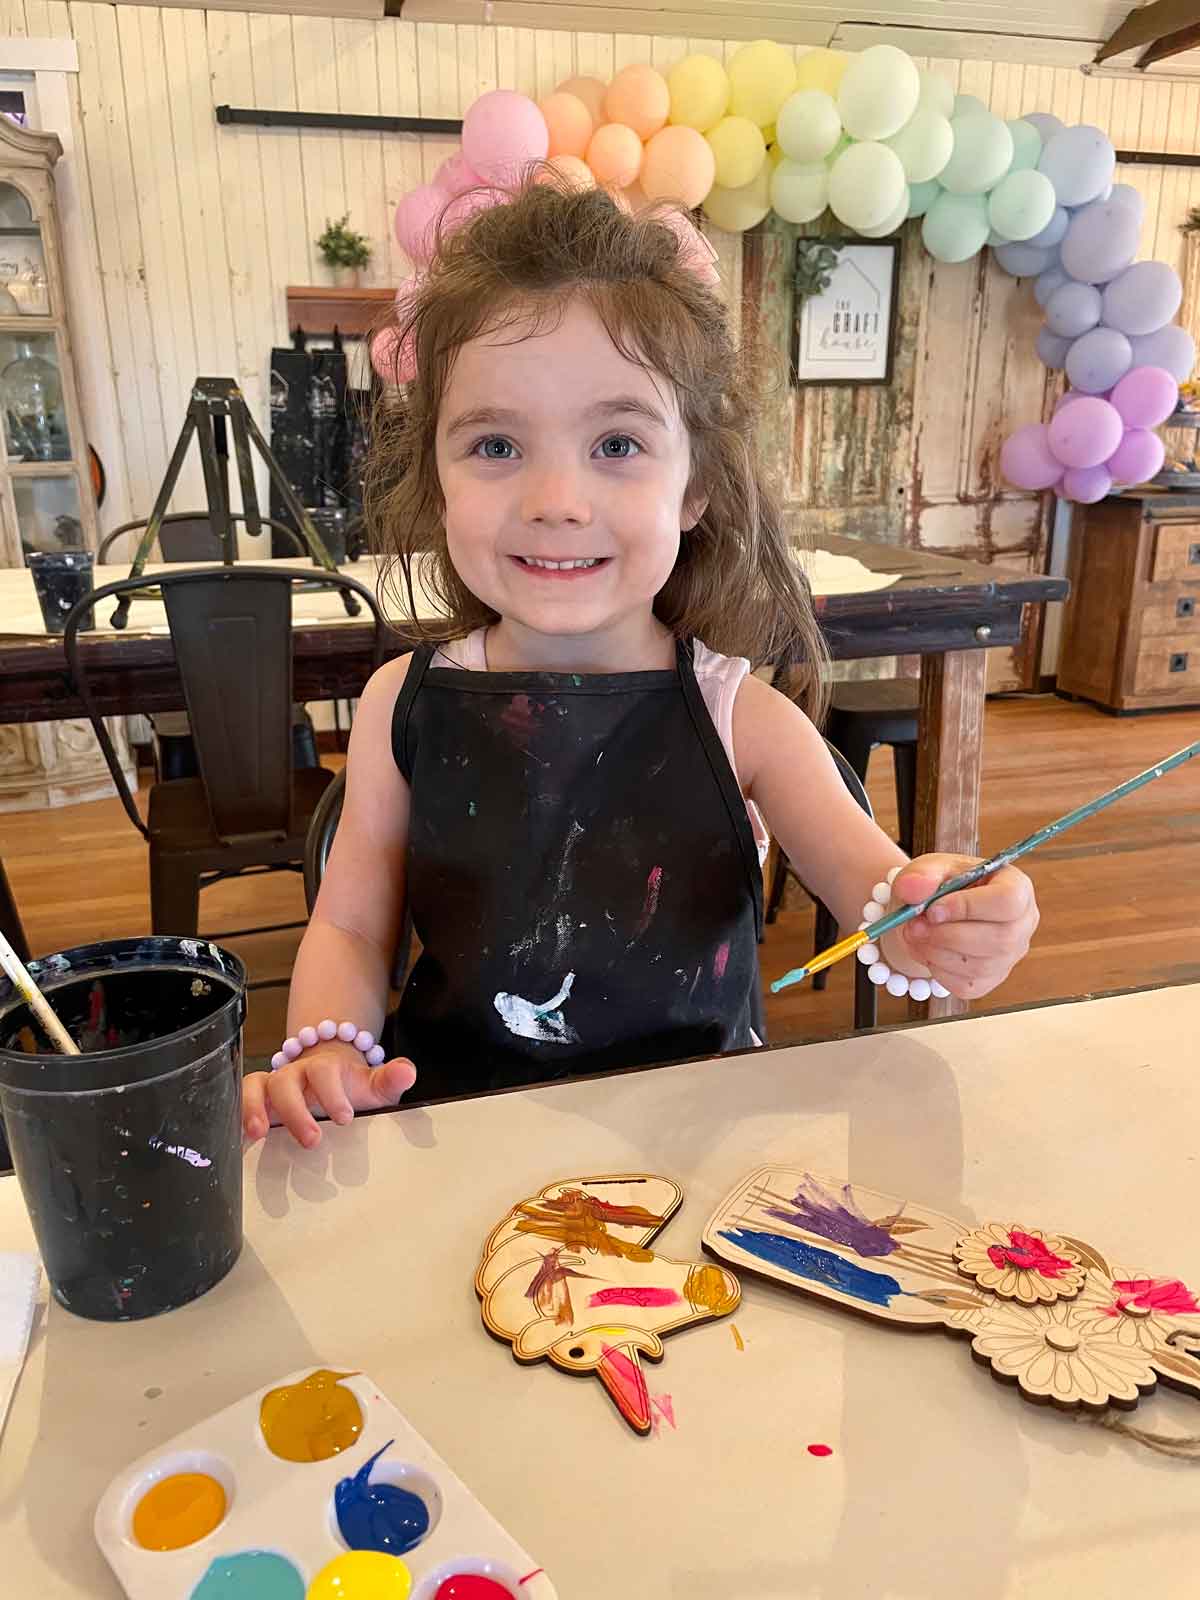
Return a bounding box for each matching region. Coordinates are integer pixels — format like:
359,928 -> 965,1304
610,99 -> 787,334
385,639 -> 764,1100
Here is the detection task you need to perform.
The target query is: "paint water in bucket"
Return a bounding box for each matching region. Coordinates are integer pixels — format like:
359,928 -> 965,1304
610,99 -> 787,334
0,937 -> 245,1321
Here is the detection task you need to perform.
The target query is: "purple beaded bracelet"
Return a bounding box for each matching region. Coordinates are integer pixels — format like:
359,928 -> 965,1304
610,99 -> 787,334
271,1019 -> 386,1072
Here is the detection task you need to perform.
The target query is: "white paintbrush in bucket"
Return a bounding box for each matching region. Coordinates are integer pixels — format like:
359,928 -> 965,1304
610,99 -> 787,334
0,931 -> 79,1055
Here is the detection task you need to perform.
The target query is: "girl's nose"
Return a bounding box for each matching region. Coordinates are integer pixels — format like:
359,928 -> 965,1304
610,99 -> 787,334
521,466 -> 592,528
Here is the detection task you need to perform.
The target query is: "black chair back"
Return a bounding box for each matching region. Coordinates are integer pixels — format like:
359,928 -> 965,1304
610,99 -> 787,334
305,766 -> 345,912
98,513 -> 305,565
63,566 -> 385,846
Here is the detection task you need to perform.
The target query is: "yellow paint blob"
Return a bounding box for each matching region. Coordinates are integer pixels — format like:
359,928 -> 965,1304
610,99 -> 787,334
259,1368 -> 364,1463
306,1551 -> 413,1599
131,1471 -> 226,1551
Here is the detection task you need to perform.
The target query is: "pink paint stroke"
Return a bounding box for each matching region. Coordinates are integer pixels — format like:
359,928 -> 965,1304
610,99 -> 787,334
713,941 -> 730,980
634,866 -> 664,937
587,1286 -> 682,1309
519,1571 -> 546,1586
651,1393 -> 676,1432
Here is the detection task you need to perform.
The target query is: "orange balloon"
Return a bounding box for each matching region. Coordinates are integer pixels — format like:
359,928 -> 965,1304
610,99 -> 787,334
604,64 -> 670,141
640,124 -> 716,208
556,75 -> 607,126
586,123 -> 644,189
622,182 -> 650,212
539,91 -> 593,159
540,154 -> 596,190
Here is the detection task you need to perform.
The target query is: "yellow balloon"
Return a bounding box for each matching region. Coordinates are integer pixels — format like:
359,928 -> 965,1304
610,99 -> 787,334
760,122 -> 776,147
667,53 -> 730,133
306,1551 -> 412,1600
704,116 -> 766,190
795,48 -> 849,97
728,39 -> 797,127
701,166 -> 771,233
766,142 -> 785,172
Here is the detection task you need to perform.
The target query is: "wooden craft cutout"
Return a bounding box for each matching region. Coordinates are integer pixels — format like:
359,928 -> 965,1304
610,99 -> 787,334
703,1167 -> 1200,1413
477,1174 -> 740,1433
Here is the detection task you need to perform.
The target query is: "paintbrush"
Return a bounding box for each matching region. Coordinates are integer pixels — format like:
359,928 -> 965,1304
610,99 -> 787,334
0,929 -> 80,1054
771,738 -> 1200,995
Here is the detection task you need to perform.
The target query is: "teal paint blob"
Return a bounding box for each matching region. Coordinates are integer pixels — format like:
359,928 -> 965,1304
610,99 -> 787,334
190,1551 -> 305,1599
335,1439 -> 430,1555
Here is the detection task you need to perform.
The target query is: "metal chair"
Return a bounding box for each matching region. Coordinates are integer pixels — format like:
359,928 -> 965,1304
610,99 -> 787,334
97,512 -> 305,565
64,567 -> 385,961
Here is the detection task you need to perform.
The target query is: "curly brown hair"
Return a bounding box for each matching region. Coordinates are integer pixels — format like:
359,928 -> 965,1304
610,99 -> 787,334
366,177 -> 828,719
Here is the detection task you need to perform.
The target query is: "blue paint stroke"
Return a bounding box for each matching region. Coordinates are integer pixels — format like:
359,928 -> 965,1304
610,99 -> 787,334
334,1440 -> 430,1556
190,1552 -> 305,1599
719,1228 -> 903,1309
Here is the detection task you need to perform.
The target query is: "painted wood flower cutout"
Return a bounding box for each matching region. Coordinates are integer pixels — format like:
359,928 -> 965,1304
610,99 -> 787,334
968,1299 -> 1159,1409
954,1223 -> 1085,1304
1071,1269 -> 1200,1353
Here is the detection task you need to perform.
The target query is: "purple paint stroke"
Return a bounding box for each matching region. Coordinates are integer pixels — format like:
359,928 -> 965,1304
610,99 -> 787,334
713,942 -> 730,981
634,867 -> 664,937
765,1174 -> 899,1258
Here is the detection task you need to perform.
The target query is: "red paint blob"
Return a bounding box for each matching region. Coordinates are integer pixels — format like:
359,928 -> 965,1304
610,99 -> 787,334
433,1578 -> 515,1600
807,1443 -> 833,1458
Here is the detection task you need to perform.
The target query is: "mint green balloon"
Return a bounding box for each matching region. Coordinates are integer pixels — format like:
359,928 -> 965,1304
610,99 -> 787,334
1007,118 -> 1042,173
922,190 -> 989,262
907,178 -> 941,218
987,169 -> 1056,242
940,112 -> 1014,195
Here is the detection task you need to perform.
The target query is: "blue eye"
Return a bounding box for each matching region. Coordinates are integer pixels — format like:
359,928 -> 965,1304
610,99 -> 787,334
475,436 -> 516,460
597,435 -> 639,459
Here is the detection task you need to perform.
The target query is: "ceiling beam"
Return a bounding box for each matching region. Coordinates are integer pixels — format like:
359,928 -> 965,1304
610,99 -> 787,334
1096,0 -> 1200,63
1136,17 -> 1200,63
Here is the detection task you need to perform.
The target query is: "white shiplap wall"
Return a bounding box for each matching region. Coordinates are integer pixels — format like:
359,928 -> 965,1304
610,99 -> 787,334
3,2 -> 1200,531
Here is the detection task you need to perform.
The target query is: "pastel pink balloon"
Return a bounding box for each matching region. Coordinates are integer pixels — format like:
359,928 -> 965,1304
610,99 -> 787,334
1000,423 -> 1064,491
1054,388 -> 1090,414
370,325 -> 416,386
1062,464 -> 1112,503
461,90 -> 549,183
1106,426 -> 1165,485
433,153 -> 479,197
1047,396 -> 1124,469
439,185 -> 503,236
652,206 -> 721,287
1109,365 -> 1179,430
393,184 -> 443,264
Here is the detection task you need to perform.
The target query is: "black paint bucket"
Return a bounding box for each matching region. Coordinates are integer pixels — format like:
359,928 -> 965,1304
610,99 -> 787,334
0,937 -> 246,1322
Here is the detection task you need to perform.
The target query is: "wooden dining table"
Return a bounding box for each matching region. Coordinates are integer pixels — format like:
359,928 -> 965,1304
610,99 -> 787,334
0,540 -> 1066,1014
0,980 -> 1195,1598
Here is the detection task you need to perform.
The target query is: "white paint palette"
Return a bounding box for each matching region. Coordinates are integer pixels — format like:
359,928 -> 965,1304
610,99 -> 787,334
94,1366 -> 557,1600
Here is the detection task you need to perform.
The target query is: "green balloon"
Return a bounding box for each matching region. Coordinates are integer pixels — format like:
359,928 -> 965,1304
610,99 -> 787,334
922,190 -> 989,262
1007,118 -> 1042,173
907,178 -> 941,218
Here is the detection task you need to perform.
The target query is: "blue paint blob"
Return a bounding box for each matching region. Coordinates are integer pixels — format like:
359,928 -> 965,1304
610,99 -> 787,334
190,1551 -> 305,1599
719,1227 -> 903,1308
335,1439 -> 430,1556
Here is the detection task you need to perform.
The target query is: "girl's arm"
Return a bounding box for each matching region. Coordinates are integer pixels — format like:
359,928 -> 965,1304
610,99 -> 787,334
242,654 -> 417,1146
735,675 -> 1038,1000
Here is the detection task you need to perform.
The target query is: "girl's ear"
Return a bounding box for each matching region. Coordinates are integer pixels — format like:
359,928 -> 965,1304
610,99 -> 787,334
681,486 -> 709,532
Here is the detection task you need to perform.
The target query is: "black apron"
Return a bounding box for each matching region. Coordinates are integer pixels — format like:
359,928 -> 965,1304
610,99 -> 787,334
387,639 -> 764,1100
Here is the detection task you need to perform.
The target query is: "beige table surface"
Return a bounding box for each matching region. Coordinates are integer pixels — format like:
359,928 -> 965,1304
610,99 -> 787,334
2,984 -> 1198,1599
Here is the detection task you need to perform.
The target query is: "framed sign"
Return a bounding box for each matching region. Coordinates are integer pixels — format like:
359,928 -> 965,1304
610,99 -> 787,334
791,238 -> 901,387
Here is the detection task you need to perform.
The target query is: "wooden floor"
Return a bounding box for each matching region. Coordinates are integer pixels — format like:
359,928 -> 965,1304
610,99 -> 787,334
5,694 -> 1199,1061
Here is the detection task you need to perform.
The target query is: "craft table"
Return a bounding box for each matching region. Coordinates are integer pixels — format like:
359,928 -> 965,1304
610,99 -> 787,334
1,982 -> 1196,1598
0,542 -> 1066,1017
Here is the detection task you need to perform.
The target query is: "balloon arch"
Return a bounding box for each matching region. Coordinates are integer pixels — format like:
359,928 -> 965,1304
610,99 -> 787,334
378,40 -> 1196,507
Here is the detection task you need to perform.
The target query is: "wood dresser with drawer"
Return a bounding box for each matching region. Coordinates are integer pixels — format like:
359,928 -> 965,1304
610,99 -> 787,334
1058,493 -> 1200,713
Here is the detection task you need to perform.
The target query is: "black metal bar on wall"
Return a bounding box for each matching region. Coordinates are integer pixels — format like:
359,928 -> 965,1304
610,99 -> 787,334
1115,148 -> 1200,168
216,105 -> 463,135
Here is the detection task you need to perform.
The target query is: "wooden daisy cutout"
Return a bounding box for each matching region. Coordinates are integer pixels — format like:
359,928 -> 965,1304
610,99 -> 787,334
953,1223 -> 1086,1304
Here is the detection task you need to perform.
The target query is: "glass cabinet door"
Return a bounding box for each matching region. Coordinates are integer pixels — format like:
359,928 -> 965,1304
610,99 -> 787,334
0,330 -> 69,461
0,180 -> 49,316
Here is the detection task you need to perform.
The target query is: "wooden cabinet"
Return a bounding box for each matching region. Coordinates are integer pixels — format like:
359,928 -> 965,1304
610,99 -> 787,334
1058,495 -> 1200,713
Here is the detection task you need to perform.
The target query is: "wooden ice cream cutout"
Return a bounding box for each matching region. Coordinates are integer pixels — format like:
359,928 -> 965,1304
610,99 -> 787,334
477,1175 -> 740,1433
703,1167 -> 1200,1413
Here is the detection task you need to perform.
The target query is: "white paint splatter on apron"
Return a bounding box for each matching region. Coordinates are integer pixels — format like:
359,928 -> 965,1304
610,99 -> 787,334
494,973 -> 579,1044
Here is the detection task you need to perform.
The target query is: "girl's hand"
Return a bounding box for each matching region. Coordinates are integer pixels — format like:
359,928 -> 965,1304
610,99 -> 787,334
879,854 -> 1039,1001
242,1042 -> 417,1148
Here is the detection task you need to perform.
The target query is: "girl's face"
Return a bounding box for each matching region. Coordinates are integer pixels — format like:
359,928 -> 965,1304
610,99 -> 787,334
435,297 -> 703,653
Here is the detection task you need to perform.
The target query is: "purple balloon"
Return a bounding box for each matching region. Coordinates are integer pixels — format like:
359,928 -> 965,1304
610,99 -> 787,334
1130,324 -> 1197,384
1101,261 -> 1183,338
1110,365 -> 1179,429
1038,125 -> 1116,208
1065,326 -> 1133,394
1044,281 -> 1102,339
1062,464 -> 1113,503
1037,326 -> 1072,370
1106,427 -> 1165,486
1034,265 -> 1068,307
1055,388 -> 1090,414
1028,206 -> 1069,250
1107,183 -> 1146,223
1048,396 -> 1124,469
1024,112 -> 1065,144
1059,200 -> 1140,284
1000,423 -> 1065,491
993,240 -> 1057,278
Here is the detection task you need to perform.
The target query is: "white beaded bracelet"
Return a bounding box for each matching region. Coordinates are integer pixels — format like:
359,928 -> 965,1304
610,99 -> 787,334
856,864 -> 950,1003
271,1019 -> 386,1072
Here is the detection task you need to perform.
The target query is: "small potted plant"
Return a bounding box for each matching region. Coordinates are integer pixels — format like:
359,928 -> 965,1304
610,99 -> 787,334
316,214 -> 372,288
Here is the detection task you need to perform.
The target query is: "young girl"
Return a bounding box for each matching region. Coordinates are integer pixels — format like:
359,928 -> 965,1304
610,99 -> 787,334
244,182 -> 1038,1148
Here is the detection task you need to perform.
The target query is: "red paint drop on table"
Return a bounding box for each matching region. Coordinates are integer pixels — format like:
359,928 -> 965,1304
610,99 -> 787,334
434,1578 -> 515,1600
807,1443 -> 833,1458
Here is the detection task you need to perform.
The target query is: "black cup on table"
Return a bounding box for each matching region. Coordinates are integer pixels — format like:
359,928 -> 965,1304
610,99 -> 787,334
27,549 -> 95,634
